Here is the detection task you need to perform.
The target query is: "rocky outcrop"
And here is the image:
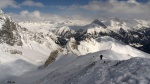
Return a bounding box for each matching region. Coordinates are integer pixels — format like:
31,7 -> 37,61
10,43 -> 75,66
5,49 -> 22,55
0,10 -> 22,46
44,50 -> 58,67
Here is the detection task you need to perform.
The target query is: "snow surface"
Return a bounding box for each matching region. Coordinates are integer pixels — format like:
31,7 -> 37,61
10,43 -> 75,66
0,43 -> 51,81
39,57 -> 150,84
7,55 -> 150,84
0,36 -> 149,84
66,36 -> 149,58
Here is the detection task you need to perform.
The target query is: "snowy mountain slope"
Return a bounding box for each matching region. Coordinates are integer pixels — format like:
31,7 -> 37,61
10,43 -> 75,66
0,28 -> 61,81
0,10 -> 62,81
18,18 -> 150,54
28,19 -> 150,54
1,35 -> 149,84
0,44 -> 50,81
0,11 -> 22,46
32,57 -> 150,84
0,10 -> 61,59
66,36 -> 149,57
8,53 -> 150,84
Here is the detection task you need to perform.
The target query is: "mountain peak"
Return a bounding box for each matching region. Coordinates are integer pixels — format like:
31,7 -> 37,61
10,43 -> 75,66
92,19 -> 107,28
92,19 -> 102,24
0,9 -> 4,14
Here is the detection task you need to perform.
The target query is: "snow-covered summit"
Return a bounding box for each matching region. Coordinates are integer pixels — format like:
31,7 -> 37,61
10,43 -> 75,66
0,10 -> 4,14
91,19 -> 107,28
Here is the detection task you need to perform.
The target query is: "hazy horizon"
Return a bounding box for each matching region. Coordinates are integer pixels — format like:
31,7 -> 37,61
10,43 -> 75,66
1,0 -> 150,22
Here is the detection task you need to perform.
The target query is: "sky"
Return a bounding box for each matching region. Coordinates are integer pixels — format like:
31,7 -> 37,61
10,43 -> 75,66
0,0 -> 150,22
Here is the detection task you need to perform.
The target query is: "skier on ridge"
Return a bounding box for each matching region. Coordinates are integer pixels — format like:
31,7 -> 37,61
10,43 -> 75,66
100,55 -> 103,60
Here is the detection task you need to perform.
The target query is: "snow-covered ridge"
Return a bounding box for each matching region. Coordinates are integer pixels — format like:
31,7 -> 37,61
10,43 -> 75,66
31,57 -> 150,84
66,36 -> 149,58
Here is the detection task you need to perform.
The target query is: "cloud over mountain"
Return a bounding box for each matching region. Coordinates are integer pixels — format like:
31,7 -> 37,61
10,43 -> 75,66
0,0 -> 19,9
3,0 -> 150,22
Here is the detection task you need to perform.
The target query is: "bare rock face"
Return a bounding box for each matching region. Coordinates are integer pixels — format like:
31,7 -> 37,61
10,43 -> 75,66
44,48 -> 63,67
5,49 -> 22,55
44,50 -> 59,67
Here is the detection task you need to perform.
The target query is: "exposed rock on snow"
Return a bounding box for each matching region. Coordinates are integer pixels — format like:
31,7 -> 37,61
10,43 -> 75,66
44,48 -> 63,67
0,11 -> 22,46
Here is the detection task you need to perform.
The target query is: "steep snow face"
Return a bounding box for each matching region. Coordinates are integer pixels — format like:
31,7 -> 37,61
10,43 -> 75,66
97,36 -> 149,58
66,36 -> 149,58
66,37 -> 106,56
54,26 -> 75,36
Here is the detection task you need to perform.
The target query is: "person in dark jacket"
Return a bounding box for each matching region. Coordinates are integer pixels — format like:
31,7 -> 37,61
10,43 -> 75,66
100,55 -> 103,60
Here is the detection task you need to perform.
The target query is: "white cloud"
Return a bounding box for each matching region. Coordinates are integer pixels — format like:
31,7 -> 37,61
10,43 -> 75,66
7,10 -> 65,22
0,0 -> 19,9
54,0 -> 150,20
5,0 -> 150,22
127,0 -> 137,3
53,0 -> 150,14
22,0 -> 44,7
0,0 -> 45,9
6,9 -> 92,23
20,10 -> 40,18
53,4 -> 80,10
81,0 -> 150,14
